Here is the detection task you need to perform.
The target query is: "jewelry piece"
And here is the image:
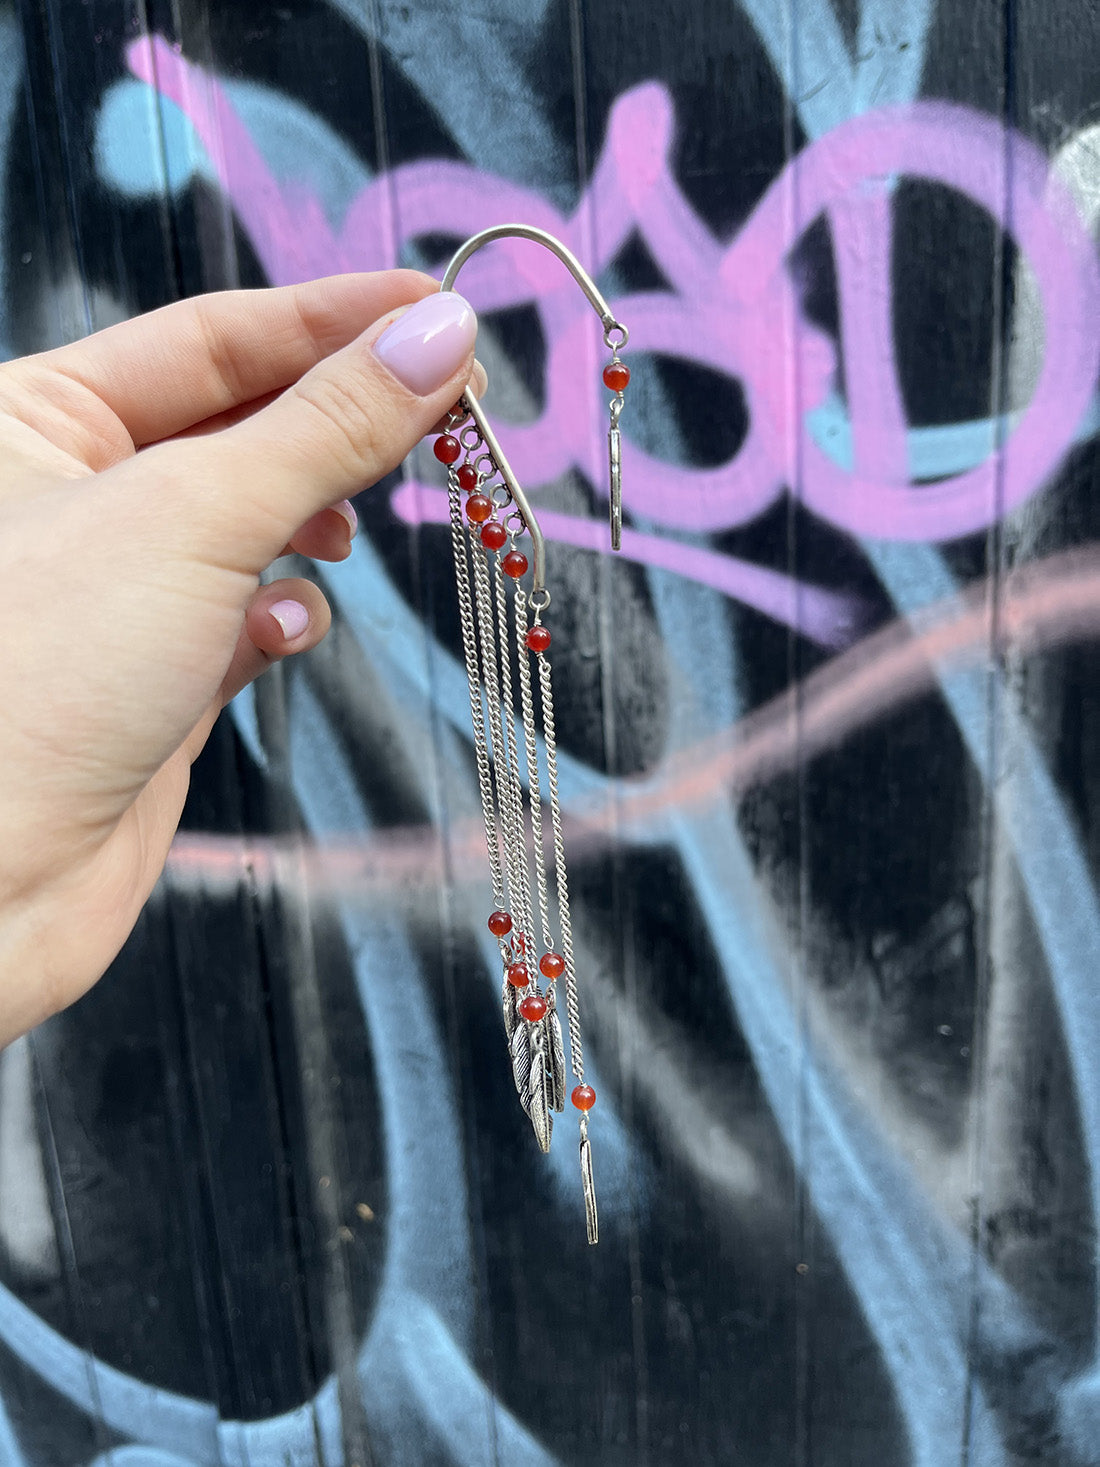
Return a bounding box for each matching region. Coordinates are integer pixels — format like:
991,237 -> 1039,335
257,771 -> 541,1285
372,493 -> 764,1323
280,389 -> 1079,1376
603,329 -> 630,551
435,225 -> 629,1245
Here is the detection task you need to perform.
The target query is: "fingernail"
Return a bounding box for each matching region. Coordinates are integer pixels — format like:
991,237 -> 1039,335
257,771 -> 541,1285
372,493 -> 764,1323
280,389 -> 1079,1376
333,498 -> 358,536
374,292 -> 477,395
269,599 -> 310,639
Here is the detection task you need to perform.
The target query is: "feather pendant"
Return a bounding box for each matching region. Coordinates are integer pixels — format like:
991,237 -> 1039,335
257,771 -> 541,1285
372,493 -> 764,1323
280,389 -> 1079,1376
502,970 -> 519,1043
580,1127 -> 598,1245
510,1018 -> 553,1152
546,987 -> 566,1113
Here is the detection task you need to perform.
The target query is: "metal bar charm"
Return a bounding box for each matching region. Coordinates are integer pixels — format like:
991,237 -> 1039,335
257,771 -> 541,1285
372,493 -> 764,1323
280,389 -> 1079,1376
608,424 -> 623,552
580,1120 -> 598,1245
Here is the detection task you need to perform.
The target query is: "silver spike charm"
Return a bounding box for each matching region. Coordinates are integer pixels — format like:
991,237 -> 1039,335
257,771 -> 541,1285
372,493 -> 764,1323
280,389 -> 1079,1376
580,1121 -> 598,1245
546,985 -> 567,1113
608,417 -> 623,551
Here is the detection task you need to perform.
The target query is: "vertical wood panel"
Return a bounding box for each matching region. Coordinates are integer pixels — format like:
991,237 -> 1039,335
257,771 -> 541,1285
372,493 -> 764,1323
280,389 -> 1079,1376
962,0 -> 1010,1451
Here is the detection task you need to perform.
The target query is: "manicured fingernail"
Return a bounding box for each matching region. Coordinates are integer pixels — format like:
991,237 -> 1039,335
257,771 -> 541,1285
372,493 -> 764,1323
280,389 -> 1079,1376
269,599 -> 309,639
333,498 -> 358,536
373,292 -> 477,395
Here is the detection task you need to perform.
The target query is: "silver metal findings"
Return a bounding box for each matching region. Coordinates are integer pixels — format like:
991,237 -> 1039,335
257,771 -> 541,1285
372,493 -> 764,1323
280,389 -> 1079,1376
608,421 -> 623,551
602,321 -> 630,553
435,225 -> 630,1245
440,223 -> 625,345
580,1120 -> 598,1246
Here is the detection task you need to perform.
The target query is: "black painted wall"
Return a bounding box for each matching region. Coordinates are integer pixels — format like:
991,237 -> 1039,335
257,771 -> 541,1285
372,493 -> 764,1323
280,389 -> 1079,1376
2,0 -> 1100,1463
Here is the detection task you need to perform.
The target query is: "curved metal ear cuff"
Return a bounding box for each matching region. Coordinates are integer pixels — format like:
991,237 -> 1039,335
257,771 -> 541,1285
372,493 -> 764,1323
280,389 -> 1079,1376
440,223 -> 630,576
431,225 -> 630,1245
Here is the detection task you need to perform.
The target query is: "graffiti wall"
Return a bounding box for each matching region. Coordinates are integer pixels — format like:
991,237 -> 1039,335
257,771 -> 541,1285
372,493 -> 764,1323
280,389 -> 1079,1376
2,0 -> 1100,1461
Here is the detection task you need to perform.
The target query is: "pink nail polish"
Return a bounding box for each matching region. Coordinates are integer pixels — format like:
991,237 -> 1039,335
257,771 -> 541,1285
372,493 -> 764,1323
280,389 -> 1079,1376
269,599 -> 309,639
333,498 -> 358,535
373,292 -> 477,395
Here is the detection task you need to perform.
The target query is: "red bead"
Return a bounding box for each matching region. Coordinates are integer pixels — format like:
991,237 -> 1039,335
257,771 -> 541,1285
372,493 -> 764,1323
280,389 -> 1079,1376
603,361 -> 630,392
434,434 -> 461,465
506,962 -> 529,989
488,910 -> 512,937
571,1084 -> 596,1111
518,994 -> 548,1022
481,521 -> 507,551
466,493 -> 493,524
525,624 -> 551,653
502,549 -> 529,579
539,951 -> 565,980
456,462 -> 478,491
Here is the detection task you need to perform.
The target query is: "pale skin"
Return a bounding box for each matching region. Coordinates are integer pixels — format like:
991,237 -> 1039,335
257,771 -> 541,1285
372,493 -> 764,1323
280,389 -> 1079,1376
0,270 -> 483,1046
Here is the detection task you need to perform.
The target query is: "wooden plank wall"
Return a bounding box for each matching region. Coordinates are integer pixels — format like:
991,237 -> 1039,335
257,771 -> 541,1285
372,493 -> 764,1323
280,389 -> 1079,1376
1,0 -> 1099,1462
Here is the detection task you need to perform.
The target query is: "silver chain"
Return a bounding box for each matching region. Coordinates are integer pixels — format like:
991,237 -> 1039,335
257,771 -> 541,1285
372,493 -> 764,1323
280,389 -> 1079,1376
470,526 -> 526,943
447,469 -> 506,914
492,556 -> 537,971
440,398 -> 597,1239
536,649 -> 584,1083
514,590 -> 554,954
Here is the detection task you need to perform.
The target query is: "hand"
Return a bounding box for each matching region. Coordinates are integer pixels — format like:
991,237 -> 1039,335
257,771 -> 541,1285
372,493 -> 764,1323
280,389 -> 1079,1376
0,272 -> 481,1045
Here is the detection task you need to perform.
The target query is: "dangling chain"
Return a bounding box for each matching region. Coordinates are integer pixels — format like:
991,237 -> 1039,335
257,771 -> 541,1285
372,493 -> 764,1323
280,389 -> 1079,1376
437,408 -> 602,1242
446,469 -> 505,910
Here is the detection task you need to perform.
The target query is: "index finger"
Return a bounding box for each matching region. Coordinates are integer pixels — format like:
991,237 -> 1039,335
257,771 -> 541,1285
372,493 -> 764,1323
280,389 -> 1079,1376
21,271 -> 439,448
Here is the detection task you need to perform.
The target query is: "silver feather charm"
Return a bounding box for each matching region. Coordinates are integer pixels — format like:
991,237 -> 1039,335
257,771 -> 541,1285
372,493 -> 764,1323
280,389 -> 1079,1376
546,988 -> 566,1113
580,1123 -> 598,1245
502,971 -> 520,1043
510,1016 -> 553,1152
608,423 -> 622,551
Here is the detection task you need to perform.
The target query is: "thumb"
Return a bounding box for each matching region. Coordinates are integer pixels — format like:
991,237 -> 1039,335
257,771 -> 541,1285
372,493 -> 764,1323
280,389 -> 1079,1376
126,290 -> 477,570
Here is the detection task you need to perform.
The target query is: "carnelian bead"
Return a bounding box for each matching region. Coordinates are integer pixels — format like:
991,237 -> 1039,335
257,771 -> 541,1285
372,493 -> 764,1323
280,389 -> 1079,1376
539,951 -> 565,980
506,962 -> 529,989
502,549 -> 529,579
571,1084 -> 596,1111
488,910 -> 512,937
466,493 -> 493,524
434,434 -> 461,465
456,462 -> 478,491
603,361 -> 630,392
518,994 -> 548,1022
525,624 -> 551,653
481,521 -> 507,551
